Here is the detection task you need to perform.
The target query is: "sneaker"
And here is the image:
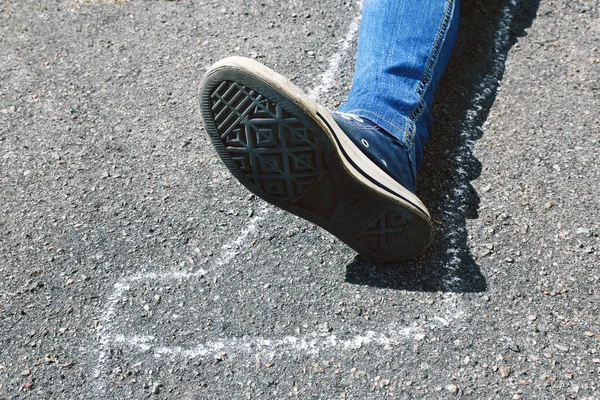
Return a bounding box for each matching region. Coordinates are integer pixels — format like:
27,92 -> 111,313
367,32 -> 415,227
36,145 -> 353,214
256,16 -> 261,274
199,56 -> 433,262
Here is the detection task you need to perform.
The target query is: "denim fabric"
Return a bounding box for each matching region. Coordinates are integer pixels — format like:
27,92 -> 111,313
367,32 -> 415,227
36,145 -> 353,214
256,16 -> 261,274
338,0 -> 460,186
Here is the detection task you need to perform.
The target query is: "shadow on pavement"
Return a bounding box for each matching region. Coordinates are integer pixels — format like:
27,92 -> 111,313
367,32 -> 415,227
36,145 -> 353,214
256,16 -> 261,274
345,0 -> 540,293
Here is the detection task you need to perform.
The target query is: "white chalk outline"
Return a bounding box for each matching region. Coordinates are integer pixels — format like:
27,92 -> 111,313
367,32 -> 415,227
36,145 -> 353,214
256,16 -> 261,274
94,3 -> 369,385
93,0 -> 524,386
441,0 -> 518,291
109,325 -> 419,360
94,203 -> 270,379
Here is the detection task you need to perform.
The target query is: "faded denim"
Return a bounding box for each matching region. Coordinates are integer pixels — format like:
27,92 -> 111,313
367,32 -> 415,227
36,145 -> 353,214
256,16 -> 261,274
338,0 -> 460,187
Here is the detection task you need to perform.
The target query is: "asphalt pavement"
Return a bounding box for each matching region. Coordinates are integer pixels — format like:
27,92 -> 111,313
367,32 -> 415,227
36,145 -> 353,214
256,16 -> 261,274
1,0 -> 599,398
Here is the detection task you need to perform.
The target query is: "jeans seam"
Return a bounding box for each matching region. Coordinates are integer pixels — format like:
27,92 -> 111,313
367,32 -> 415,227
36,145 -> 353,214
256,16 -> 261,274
341,108 -> 407,141
403,0 -> 455,147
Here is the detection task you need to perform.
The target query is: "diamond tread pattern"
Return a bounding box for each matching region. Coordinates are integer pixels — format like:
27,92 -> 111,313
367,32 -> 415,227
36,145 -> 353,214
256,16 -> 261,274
210,81 -> 328,203
357,210 -> 410,252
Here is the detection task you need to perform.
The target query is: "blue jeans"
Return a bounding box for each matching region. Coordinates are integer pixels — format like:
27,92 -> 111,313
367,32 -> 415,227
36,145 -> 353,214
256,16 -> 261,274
338,0 -> 460,181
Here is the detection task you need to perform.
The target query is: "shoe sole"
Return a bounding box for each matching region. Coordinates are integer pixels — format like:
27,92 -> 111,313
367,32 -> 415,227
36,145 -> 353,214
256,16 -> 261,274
199,57 -> 433,263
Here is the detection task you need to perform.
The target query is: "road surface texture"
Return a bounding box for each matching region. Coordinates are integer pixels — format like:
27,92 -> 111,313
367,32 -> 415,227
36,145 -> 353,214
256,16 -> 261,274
1,0 -> 599,398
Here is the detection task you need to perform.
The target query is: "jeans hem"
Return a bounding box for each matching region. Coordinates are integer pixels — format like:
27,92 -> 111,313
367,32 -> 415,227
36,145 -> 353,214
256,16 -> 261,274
335,107 -> 419,185
336,108 -> 411,150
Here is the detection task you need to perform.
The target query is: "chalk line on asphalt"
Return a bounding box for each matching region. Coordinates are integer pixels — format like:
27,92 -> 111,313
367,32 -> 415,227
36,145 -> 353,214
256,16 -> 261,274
441,0 -> 518,292
95,2 -> 365,384
94,203 -> 270,379
307,1 -> 362,101
107,325 -> 418,360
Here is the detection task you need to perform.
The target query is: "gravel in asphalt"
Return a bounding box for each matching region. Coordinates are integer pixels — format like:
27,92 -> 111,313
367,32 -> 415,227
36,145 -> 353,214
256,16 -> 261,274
1,0 -> 599,398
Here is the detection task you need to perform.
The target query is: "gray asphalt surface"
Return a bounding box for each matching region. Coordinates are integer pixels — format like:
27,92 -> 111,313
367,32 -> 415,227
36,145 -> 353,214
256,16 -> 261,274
1,0 -> 599,399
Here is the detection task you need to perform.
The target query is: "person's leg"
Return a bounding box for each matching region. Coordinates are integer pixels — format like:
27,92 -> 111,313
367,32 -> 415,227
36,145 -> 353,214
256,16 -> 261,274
337,0 -> 459,192
199,0 -> 460,262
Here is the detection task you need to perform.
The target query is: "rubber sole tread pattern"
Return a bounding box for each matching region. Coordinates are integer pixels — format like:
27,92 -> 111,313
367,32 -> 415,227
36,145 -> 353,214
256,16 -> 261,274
201,66 -> 433,262
211,81 -> 328,204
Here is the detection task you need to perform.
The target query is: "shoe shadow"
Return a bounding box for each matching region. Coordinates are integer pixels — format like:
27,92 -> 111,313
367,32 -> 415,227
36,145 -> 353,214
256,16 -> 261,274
345,0 -> 540,293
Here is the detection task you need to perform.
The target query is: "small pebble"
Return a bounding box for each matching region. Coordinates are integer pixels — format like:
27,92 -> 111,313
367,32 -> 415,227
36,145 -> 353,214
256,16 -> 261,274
506,343 -> 520,353
576,227 -> 591,237
446,384 -> 458,394
44,353 -> 57,363
151,381 -> 162,394
500,366 -> 511,378
554,344 -> 569,352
